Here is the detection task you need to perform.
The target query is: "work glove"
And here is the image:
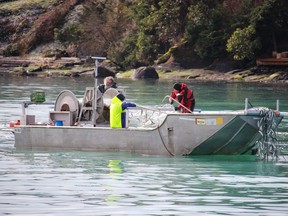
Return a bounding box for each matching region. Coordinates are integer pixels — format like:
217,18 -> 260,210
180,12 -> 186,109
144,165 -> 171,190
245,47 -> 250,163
174,107 -> 180,111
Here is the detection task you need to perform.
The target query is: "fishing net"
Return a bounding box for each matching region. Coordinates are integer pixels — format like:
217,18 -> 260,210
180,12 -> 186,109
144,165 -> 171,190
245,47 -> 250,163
127,104 -> 175,128
256,108 -> 279,161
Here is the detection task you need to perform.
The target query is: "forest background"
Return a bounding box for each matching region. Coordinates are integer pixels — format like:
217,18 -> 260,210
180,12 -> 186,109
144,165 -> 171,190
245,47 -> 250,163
1,0 -> 288,80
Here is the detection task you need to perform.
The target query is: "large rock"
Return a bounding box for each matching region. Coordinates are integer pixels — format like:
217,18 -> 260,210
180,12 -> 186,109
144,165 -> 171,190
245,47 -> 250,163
96,66 -> 117,77
132,66 -> 159,79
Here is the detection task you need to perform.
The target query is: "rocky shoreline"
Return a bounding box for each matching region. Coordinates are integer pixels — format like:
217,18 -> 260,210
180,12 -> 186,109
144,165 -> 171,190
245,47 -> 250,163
1,56 -> 288,84
0,56 -> 94,77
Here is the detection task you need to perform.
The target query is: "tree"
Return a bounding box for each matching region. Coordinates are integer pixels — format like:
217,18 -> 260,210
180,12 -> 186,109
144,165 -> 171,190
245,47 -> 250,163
184,1 -> 228,60
250,0 -> 288,54
79,0 -> 130,57
226,0 -> 288,60
226,25 -> 260,60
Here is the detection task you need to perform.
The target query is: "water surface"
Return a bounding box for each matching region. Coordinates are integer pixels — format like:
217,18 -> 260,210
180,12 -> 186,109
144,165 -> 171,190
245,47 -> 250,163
0,76 -> 288,215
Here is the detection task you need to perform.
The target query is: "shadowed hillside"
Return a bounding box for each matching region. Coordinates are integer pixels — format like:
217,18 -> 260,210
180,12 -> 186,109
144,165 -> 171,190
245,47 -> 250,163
1,0 -> 288,72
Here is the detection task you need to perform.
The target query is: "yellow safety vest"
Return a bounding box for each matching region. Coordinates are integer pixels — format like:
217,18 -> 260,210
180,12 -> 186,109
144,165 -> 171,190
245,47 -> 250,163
110,96 -> 125,128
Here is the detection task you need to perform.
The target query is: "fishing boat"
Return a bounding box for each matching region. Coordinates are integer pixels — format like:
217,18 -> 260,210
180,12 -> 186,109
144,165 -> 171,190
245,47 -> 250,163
13,57 -> 286,157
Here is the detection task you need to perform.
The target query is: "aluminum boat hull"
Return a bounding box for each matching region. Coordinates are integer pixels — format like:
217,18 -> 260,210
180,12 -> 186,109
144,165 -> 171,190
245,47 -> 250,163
14,112 -> 275,156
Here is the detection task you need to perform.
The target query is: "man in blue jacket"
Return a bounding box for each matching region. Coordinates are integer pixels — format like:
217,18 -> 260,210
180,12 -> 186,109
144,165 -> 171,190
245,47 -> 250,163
110,93 -> 136,128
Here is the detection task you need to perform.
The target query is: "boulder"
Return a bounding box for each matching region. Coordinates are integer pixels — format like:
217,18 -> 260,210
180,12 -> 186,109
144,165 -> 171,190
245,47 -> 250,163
96,66 -> 117,77
132,66 -> 159,79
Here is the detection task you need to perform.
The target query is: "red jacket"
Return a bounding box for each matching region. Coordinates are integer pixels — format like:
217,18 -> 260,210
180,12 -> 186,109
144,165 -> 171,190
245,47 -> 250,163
170,83 -> 195,113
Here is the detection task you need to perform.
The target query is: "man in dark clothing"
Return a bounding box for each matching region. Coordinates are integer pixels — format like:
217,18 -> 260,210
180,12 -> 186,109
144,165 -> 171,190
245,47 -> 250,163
98,76 -> 117,93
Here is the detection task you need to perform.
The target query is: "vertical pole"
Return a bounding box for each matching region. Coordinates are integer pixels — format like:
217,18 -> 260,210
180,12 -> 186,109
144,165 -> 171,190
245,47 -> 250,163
93,59 -> 98,126
21,102 -> 26,125
244,98 -> 248,114
21,103 -> 26,116
91,57 -> 106,127
276,99 -> 279,111
125,109 -> 129,128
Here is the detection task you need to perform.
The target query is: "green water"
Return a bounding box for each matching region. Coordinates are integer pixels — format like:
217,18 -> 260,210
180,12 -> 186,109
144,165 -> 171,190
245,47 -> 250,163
0,76 -> 288,215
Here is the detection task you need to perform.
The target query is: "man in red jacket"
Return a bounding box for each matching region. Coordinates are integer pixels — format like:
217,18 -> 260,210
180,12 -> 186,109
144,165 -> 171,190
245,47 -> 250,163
169,83 -> 195,113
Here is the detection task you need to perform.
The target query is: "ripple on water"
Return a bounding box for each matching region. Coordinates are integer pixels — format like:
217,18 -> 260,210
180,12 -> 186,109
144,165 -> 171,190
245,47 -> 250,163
1,79 -> 288,215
